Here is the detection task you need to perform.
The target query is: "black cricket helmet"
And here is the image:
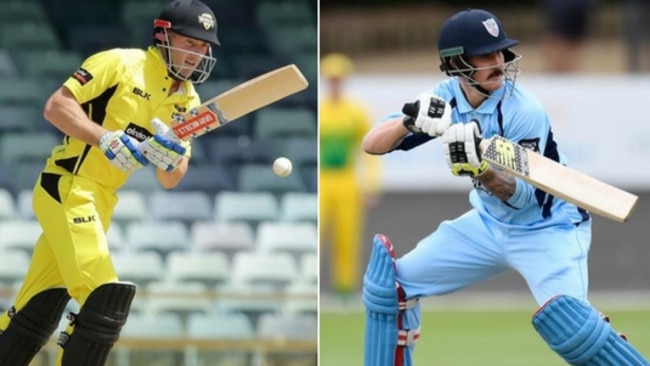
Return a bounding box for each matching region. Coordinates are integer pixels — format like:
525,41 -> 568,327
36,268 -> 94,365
154,0 -> 219,84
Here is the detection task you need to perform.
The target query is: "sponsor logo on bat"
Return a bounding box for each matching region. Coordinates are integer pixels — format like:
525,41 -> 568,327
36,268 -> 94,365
172,110 -> 217,139
484,136 -> 529,176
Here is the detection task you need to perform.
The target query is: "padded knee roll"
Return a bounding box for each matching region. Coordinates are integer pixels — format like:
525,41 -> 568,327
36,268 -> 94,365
59,282 -> 136,366
533,295 -> 649,365
0,288 -> 71,366
363,234 -> 420,366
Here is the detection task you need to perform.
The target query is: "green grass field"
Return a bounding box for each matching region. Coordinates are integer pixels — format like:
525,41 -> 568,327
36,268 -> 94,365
320,309 -> 650,365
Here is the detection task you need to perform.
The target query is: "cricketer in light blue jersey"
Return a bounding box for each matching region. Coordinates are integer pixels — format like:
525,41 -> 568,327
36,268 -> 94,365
360,8 -> 649,366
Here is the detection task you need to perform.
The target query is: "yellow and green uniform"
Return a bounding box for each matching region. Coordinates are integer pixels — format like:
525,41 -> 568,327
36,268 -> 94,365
320,96 -> 380,294
0,46 -> 198,345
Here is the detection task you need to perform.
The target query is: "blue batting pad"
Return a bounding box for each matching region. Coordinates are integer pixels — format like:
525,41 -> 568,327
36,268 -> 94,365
363,234 -> 419,366
532,295 -> 649,365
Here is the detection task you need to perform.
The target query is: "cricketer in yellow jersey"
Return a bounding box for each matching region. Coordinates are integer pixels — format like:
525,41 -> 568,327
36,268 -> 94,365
0,1 -> 220,365
320,53 -> 381,296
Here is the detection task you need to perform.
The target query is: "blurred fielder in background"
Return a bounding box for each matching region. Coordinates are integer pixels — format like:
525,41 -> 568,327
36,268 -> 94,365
320,53 -> 381,297
541,0 -> 594,73
360,8 -> 648,366
0,0 -> 219,365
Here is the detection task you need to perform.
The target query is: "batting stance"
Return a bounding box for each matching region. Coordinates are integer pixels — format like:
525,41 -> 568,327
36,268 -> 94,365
361,8 -> 648,366
0,1 -> 220,364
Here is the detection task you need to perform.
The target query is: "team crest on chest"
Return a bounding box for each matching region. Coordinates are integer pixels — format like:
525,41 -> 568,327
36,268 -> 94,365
482,18 -> 499,37
198,13 -> 215,30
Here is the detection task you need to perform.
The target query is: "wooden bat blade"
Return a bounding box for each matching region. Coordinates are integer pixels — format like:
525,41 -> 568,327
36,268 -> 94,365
480,135 -> 638,223
171,64 -> 309,140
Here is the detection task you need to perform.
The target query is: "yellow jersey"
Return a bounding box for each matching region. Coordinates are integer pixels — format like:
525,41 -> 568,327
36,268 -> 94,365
320,97 -> 370,170
44,46 -> 199,190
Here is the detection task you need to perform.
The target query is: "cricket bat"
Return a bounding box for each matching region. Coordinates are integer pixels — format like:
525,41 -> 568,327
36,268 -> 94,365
480,135 -> 638,223
170,64 -> 309,141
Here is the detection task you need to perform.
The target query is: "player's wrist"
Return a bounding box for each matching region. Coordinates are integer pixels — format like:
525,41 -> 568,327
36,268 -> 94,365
402,116 -> 422,134
474,161 -> 489,177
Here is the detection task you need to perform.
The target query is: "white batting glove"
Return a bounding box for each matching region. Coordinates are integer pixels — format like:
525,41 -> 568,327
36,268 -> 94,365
99,130 -> 149,173
402,93 -> 451,137
442,121 -> 488,177
141,118 -> 186,172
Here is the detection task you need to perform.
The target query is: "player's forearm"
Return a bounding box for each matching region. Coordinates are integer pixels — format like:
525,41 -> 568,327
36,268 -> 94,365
362,117 -> 409,155
156,157 -> 189,189
476,167 -> 516,201
43,87 -> 107,146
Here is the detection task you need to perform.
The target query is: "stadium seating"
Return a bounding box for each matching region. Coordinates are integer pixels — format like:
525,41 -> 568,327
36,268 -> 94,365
283,281 -> 318,317
119,312 -> 185,366
299,253 -> 318,286
171,164 -> 236,196
106,223 -> 127,253
280,192 -> 318,223
206,136 -> 275,172
190,221 -> 255,260
166,251 -> 231,288
229,251 -> 298,291
0,132 -> 58,165
120,167 -> 160,194
0,78 -> 49,109
255,0 -> 314,30
0,250 -> 30,286
16,189 -> 36,220
238,164 -> 308,195
12,50 -> 82,81
0,188 -> 17,221
125,220 -> 190,259
256,221 -> 317,263
284,136 -> 318,170
256,313 -> 318,366
148,190 -> 213,225
113,190 -> 149,226
186,311 -> 255,366
0,105 -> 45,134
0,220 -> 42,255
0,22 -> 60,51
214,191 -> 280,229
0,50 -> 19,78
253,107 -> 316,141
112,251 -> 166,288
144,281 -> 214,325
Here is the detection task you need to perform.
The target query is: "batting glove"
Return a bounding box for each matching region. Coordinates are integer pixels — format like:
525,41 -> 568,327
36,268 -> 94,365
402,93 -> 451,137
442,121 -> 488,177
99,130 -> 149,173
141,118 -> 187,172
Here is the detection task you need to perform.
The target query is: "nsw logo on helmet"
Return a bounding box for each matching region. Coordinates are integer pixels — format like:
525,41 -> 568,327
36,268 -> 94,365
482,18 -> 500,38
198,13 -> 215,30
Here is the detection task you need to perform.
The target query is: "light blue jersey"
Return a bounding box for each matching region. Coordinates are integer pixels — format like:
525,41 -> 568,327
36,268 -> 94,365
382,77 -> 592,305
387,77 -> 589,228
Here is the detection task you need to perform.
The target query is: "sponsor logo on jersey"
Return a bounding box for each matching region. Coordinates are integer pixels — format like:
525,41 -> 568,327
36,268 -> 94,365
125,123 -> 153,142
519,138 -> 540,153
132,87 -> 151,100
71,68 -> 93,85
73,215 -> 96,224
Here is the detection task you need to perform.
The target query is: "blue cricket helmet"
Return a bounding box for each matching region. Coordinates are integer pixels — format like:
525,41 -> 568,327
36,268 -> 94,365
438,9 -> 519,76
